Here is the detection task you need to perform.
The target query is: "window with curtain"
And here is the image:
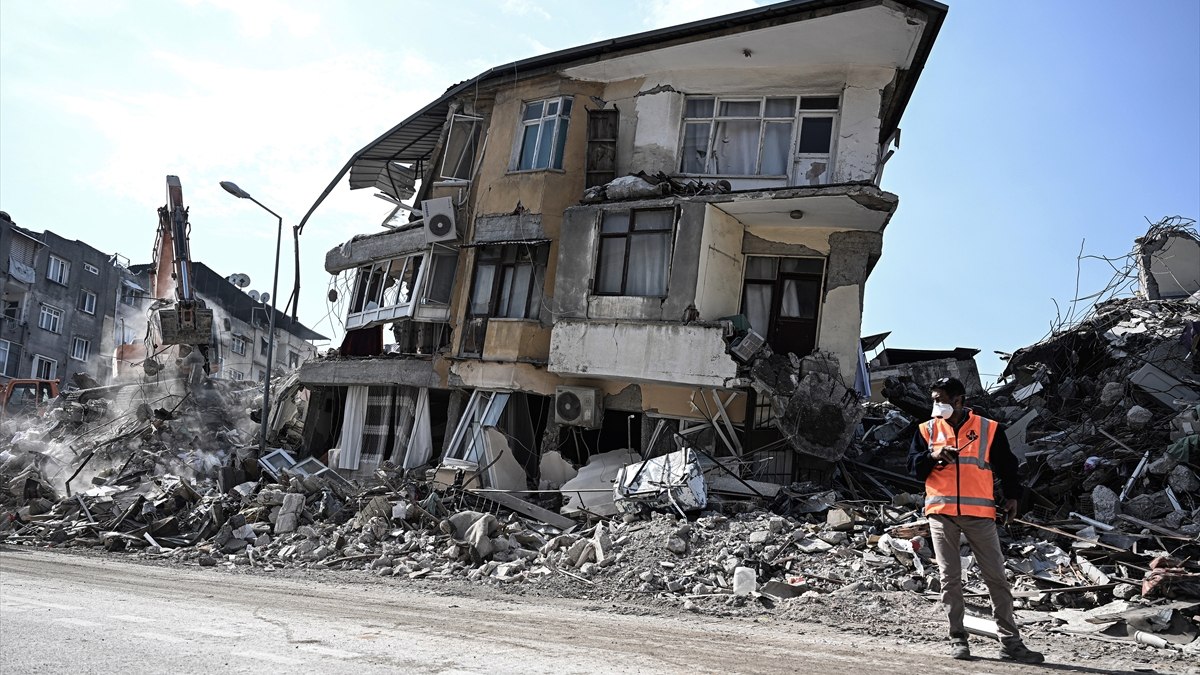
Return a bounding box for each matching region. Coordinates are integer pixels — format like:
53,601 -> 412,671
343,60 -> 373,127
467,244 -> 546,320
680,95 -> 839,180
514,96 -> 573,171
593,208 -> 674,297
740,256 -> 825,357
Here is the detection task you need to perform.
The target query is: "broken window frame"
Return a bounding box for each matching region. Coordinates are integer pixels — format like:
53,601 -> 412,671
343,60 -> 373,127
513,96 -> 573,172
678,94 -> 840,181
231,334 -> 247,356
794,96 -> 840,184
461,243 -> 547,356
229,369 -> 245,381
440,114 -> 483,182
38,303 -> 63,333
2,298 -> 19,321
83,262 -> 99,275
413,245 -> 459,322
345,249 -> 431,330
444,389 -> 512,484
593,208 -> 675,297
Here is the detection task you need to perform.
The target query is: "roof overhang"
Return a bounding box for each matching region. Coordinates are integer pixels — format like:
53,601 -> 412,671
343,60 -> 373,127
296,0 -> 946,234
562,2 -> 927,83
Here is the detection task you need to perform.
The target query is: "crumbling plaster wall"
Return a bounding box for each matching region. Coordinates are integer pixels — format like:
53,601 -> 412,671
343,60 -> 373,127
818,230 -> 882,382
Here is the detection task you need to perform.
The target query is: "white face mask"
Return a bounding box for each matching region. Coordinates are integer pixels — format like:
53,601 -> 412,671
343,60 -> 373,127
932,402 -> 955,419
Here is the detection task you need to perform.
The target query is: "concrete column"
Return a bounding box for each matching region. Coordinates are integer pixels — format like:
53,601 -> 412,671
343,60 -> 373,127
818,230 -> 882,382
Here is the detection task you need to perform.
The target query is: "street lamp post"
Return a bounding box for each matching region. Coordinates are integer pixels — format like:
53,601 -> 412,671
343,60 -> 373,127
221,181 -> 282,449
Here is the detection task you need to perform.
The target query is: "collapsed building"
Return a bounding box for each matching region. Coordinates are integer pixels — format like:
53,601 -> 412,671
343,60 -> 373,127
294,0 -> 949,499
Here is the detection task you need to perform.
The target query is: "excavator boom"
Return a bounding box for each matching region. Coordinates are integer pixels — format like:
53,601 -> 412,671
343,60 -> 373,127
153,176 -> 213,346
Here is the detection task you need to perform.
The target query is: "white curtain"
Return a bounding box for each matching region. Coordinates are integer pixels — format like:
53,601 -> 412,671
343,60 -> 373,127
742,284 -> 772,336
626,233 -> 670,296
402,388 -> 433,470
335,386 -> 368,470
713,120 -> 758,175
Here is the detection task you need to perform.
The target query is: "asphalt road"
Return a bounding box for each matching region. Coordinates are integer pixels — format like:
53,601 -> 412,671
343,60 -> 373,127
0,547 -> 1156,674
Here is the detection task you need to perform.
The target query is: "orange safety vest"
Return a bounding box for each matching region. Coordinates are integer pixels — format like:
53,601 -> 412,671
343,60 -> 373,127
919,410 -> 998,518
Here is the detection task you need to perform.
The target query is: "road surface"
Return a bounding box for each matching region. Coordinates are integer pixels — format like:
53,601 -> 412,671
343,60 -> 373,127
0,547 -> 1160,674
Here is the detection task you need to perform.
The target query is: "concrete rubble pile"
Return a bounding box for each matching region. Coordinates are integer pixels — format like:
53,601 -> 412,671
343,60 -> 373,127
1,224 -> 1197,661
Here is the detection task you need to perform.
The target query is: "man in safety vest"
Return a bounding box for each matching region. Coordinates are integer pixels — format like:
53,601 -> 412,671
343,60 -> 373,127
907,377 -> 1044,663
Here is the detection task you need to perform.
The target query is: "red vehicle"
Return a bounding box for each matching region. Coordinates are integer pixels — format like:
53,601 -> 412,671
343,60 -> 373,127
1,378 -> 60,421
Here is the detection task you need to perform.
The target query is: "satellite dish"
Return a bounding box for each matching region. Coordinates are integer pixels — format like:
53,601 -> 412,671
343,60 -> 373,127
260,292 -> 271,304
235,274 -> 250,288
248,290 -> 260,302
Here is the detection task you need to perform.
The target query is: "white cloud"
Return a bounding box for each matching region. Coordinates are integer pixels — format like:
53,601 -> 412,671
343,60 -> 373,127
500,0 -> 551,20
643,0 -> 760,29
182,0 -> 322,38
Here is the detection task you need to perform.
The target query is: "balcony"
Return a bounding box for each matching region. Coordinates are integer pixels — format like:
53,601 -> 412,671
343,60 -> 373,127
548,319 -> 737,388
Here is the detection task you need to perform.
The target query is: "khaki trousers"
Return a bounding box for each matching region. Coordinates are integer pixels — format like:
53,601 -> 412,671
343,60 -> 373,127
928,513 -> 1021,643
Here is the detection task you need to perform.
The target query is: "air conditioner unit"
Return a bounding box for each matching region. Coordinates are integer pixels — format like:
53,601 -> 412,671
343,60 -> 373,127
729,330 -> 766,363
555,385 -> 604,429
421,197 -> 457,244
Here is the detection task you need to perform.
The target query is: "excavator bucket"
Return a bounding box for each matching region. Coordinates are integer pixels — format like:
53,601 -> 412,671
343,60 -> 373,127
158,305 -> 214,345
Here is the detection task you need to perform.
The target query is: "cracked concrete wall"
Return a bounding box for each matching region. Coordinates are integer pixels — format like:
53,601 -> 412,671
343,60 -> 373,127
817,230 -> 882,381
629,81 -> 684,175
832,68 -> 891,183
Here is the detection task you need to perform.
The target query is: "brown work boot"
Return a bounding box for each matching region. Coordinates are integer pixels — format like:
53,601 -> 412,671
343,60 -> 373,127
999,639 -> 1044,664
949,634 -> 971,660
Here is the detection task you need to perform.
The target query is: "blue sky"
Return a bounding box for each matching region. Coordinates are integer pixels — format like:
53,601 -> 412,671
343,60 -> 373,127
2,0 -> 1197,383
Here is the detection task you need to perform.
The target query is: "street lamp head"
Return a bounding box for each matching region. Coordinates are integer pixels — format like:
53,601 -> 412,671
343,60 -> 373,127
220,181 -> 252,199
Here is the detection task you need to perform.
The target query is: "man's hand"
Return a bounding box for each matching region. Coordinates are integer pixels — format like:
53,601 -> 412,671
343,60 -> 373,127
931,446 -> 958,462
1004,499 -> 1019,522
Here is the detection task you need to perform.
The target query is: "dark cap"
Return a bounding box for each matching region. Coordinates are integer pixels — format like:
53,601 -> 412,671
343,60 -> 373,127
930,376 -> 966,398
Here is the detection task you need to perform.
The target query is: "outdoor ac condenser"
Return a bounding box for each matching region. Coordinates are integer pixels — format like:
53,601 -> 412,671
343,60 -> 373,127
554,385 -> 604,429
421,196 -> 457,243
729,330 -> 766,363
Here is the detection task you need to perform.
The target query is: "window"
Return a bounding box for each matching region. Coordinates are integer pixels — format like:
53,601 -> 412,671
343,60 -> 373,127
47,255 -> 70,285
258,369 -> 267,382
288,351 -> 300,369
38,304 -> 63,333
462,244 -> 547,355
469,244 -> 546,320
260,336 -> 270,357
514,96 -> 573,171
594,209 -> 674,296
32,355 -> 57,380
229,369 -> 245,381
231,335 -> 247,356
0,339 -> 17,377
78,289 -> 97,314
680,95 -> 839,180
2,299 -> 19,321
347,251 -> 431,330
441,115 -> 483,181
71,337 -> 90,361
84,263 -> 99,275
741,256 -> 825,358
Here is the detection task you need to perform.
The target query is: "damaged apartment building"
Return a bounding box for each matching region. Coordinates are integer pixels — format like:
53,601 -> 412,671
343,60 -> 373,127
297,0 -> 947,500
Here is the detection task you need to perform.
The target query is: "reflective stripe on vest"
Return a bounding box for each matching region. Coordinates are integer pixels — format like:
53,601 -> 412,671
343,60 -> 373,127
925,495 -> 996,508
